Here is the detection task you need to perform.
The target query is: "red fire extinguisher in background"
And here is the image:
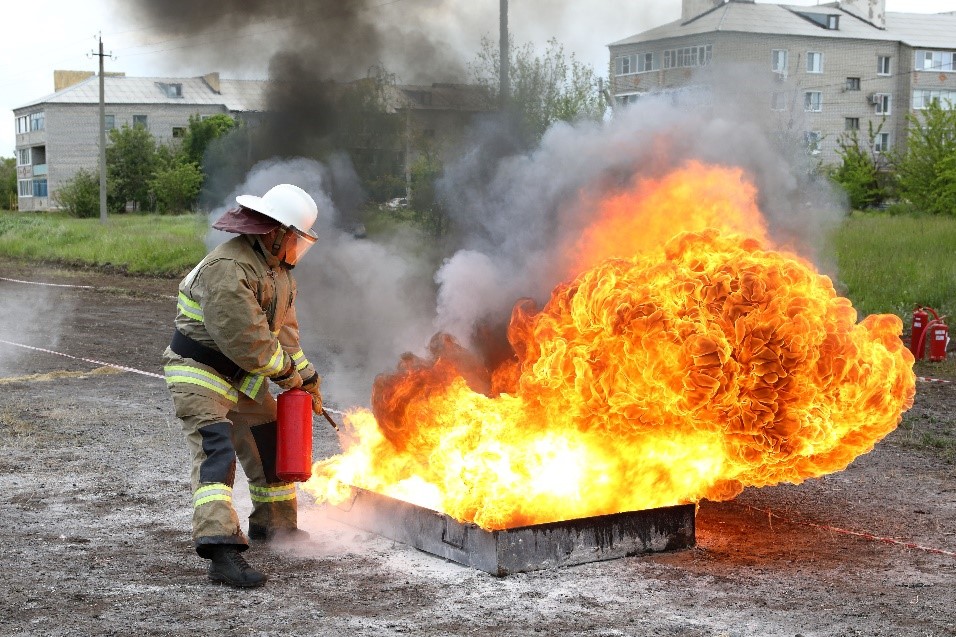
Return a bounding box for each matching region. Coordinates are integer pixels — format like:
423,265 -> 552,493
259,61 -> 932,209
911,306 -> 929,358
928,320 -> 950,362
276,388 -> 313,482
912,306 -> 949,363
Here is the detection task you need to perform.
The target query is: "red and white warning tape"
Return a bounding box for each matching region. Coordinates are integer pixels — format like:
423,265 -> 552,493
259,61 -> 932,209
0,276 -> 96,290
0,338 -> 348,417
0,275 -> 176,299
917,376 -> 953,384
744,504 -> 956,558
0,338 -> 165,379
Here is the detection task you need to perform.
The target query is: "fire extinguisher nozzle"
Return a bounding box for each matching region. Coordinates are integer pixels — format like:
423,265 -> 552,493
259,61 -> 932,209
321,409 -> 340,431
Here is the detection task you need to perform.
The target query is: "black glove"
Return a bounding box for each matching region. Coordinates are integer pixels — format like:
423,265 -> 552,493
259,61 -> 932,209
272,364 -> 303,391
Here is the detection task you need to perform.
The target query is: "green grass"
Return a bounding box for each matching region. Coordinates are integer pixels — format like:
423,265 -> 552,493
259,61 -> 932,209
0,210 -> 207,277
2,208 -> 956,316
831,213 -> 956,320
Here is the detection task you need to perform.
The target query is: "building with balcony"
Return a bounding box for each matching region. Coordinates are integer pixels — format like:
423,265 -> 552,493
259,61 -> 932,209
608,0 -> 956,164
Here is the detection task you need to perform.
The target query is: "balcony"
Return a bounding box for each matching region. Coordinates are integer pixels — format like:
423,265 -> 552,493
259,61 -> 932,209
32,164 -> 48,177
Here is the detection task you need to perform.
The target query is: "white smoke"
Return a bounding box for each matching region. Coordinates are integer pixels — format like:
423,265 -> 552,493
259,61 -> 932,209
0,284 -> 73,376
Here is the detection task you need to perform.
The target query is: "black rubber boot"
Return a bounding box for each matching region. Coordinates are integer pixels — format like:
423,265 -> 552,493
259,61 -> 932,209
248,524 -> 311,543
207,546 -> 268,588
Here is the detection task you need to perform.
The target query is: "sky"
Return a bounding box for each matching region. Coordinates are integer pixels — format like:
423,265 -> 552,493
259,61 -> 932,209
2,0 -> 955,156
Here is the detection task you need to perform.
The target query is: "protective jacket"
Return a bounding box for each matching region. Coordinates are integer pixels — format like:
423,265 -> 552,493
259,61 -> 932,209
163,234 -> 316,403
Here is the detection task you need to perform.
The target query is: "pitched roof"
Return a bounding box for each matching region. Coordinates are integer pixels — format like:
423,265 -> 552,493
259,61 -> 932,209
15,75 -> 269,112
394,83 -> 495,112
610,1 -> 956,50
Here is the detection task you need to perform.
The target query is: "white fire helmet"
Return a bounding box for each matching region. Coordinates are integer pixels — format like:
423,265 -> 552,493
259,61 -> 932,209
236,184 -> 319,263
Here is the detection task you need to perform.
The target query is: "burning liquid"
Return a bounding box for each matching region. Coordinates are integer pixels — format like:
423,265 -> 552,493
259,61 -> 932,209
305,161 -> 916,530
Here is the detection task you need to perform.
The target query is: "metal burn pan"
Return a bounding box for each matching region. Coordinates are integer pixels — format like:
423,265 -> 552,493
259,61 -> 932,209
325,486 -> 696,576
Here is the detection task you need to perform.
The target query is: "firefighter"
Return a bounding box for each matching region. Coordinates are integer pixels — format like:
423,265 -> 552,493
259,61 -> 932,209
163,183 -> 324,588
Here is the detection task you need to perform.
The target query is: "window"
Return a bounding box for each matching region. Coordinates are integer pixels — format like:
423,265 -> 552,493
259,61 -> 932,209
172,127 -> 186,138
874,132 -> 891,153
617,54 -> 658,76
772,49 -> 789,74
804,91 -> 822,112
913,89 -> 956,110
105,114 -> 116,130
18,180 -> 33,197
158,82 -> 183,98
827,15 -> 840,29
877,56 -> 891,76
15,115 -> 29,135
619,55 -> 631,75
845,117 -> 860,131
32,179 -> 48,197
804,131 -> 822,155
846,77 -> 861,91
29,112 -> 44,131
133,115 -> 148,129
16,148 -> 31,166
873,93 -> 891,115
770,92 -> 788,111
807,52 -> 823,73
916,50 -> 956,72
663,45 -> 711,69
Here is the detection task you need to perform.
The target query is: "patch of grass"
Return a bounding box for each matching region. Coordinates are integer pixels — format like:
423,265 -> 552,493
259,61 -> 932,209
831,213 -> 956,319
896,412 -> 956,461
0,211 -> 207,277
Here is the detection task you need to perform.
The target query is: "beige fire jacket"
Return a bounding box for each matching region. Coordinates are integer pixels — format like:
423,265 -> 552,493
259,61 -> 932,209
162,234 -> 317,404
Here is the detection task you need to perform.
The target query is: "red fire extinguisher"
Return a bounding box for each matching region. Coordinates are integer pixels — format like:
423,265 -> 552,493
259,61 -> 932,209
911,306 -> 929,358
276,388 -> 313,482
928,320 -> 949,362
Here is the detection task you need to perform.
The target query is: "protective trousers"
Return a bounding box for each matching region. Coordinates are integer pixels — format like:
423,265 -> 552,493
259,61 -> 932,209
171,389 -> 298,557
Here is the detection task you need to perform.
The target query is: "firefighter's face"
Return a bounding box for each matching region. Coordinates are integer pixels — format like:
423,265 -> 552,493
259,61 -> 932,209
266,227 -> 316,266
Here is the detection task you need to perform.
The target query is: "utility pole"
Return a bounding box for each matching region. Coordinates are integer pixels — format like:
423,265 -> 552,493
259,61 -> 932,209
91,34 -> 113,223
499,0 -> 509,111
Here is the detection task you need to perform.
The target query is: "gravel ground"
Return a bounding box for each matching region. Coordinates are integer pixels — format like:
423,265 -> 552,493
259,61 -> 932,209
0,260 -> 954,637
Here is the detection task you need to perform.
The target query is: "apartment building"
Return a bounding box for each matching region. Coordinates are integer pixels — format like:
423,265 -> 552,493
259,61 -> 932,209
608,0 -> 956,164
13,71 -> 268,211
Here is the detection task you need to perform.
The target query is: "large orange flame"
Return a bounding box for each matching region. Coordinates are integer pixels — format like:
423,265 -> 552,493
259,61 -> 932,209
304,161 -> 916,530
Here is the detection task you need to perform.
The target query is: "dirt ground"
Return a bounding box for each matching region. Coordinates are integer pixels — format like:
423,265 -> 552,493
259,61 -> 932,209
0,259 -> 954,637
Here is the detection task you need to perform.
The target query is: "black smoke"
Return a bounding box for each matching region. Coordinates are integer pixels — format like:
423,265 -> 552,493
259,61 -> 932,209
116,0 -> 470,212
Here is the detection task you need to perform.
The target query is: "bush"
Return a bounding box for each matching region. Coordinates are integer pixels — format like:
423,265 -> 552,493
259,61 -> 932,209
55,169 -> 100,218
830,125 -> 887,210
150,161 -> 203,213
1,157 -> 16,208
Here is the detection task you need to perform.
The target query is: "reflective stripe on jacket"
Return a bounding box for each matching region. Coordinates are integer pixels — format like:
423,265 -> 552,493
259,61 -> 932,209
163,234 -> 317,402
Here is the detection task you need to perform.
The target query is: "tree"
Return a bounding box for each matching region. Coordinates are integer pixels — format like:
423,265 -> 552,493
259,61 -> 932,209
181,113 -> 237,167
150,161 -> 204,213
409,151 -> 447,236
0,157 -> 15,210
106,124 -> 158,212
55,168 -> 100,218
893,101 -> 956,216
470,35 -> 607,147
332,65 -> 406,201
830,121 -> 887,210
